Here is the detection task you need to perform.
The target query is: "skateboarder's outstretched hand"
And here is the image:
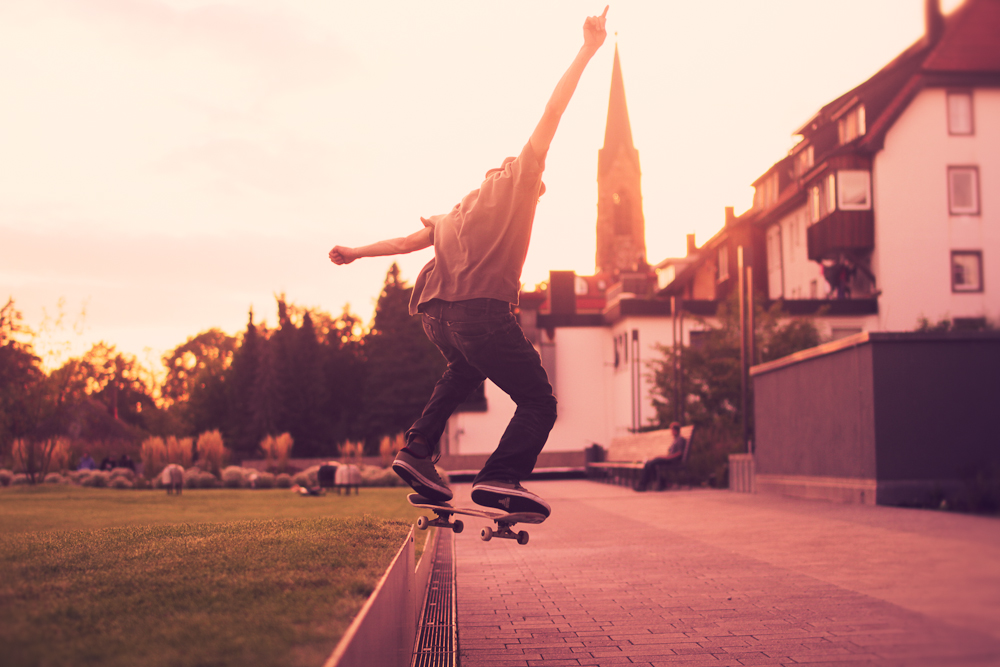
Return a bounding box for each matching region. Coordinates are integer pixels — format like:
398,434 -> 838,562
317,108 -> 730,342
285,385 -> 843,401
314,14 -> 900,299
584,6 -> 609,52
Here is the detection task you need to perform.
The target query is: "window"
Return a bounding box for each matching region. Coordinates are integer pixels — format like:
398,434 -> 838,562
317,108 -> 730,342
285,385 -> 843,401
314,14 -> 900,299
717,246 -> 729,282
838,105 -> 866,145
837,170 -> 872,210
952,251 -> 983,292
754,172 -> 780,211
947,91 -> 974,135
794,145 -> 814,178
948,166 -> 980,215
809,173 -> 837,223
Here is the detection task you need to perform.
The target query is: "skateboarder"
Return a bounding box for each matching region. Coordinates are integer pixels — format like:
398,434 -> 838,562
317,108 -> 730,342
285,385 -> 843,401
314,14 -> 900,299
329,7 -> 610,517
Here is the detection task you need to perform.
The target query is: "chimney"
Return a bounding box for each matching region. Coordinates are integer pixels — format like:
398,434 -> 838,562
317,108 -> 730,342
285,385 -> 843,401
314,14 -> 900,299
724,206 -> 736,227
686,233 -> 697,256
549,270 -> 577,315
925,0 -> 944,45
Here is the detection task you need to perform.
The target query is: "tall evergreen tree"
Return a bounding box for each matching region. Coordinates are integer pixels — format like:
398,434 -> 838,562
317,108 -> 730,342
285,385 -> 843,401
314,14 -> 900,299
225,310 -> 261,457
324,306 -> 366,447
359,264 -> 446,452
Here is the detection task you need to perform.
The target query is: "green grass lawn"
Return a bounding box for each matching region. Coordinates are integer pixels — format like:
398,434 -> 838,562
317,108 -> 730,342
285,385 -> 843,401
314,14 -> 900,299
0,485 -> 427,667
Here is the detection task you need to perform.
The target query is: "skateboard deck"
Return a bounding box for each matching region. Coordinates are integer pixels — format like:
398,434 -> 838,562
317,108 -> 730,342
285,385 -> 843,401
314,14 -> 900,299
407,493 -> 545,546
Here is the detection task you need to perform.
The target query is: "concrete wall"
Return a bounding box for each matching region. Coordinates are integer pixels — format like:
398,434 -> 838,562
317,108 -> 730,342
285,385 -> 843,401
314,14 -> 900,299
754,339 -> 877,481
752,332 -> 1000,505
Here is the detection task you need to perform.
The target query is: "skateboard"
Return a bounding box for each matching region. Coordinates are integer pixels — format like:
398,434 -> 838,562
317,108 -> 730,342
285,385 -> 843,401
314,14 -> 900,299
407,493 -> 546,546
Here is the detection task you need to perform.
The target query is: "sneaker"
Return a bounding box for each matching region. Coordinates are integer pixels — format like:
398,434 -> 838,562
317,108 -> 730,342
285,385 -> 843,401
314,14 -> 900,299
471,480 -> 551,517
392,450 -> 453,502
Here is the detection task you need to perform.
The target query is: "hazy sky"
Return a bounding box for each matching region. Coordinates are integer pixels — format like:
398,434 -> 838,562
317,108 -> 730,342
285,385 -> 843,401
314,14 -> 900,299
0,0 -> 963,367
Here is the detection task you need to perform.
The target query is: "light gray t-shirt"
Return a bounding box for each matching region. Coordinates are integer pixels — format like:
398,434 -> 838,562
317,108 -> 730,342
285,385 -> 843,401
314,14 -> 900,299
409,141 -> 546,315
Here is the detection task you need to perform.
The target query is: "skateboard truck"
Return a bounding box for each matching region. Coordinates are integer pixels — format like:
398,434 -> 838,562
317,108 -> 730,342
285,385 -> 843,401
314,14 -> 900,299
480,520 -> 530,545
415,512 -> 464,534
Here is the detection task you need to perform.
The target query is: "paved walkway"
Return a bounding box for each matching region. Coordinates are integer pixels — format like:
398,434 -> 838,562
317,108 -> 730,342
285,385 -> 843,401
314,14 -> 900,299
449,480 -> 1000,667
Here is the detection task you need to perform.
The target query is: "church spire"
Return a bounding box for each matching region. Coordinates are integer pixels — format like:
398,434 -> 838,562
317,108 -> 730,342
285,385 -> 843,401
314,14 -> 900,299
599,44 -> 639,176
596,44 -> 646,277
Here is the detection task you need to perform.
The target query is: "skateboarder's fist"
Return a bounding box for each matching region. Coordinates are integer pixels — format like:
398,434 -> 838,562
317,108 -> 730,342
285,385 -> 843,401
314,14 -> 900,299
329,245 -> 357,265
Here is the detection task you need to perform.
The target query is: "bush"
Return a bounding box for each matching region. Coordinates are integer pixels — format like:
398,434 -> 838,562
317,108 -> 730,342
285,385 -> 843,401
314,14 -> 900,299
82,471 -> 110,488
198,472 -> 218,489
0,469 -> 13,487
12,473 -> 28,485
252,471 -> 275,489
140,436 -> 168,481
183,467 -> 203,489
166,436 -> 194,468
222,466 -> 247,489
275,473 -> 292,489
261,433 -> 293,473
110,476 -> 133,489
109,468 -> 135,482
67,470 -> 88,484
196,430 -> 227,477
44,473 -> 64,484
360,465 -> 401,487
292,466 -> 319,488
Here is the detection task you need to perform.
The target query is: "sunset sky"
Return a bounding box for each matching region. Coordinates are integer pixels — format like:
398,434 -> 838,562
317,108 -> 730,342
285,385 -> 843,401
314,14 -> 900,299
0,0 -> 963,368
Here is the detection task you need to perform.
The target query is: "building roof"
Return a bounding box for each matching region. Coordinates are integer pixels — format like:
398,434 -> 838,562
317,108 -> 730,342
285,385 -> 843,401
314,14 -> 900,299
923,0 -> 1000,72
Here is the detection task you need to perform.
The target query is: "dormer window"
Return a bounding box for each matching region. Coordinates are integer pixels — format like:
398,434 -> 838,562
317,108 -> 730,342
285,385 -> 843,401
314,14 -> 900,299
838,104 -> 866,145
794,145 -> 814,178
753,172 -> 780,210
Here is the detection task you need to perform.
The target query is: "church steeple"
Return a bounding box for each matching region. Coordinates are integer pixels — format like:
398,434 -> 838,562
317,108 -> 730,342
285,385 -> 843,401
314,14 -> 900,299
596,44 -> 646,277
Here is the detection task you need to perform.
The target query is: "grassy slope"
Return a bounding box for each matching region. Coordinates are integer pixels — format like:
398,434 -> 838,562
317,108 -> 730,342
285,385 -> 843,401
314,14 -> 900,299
0,486 -> 427,667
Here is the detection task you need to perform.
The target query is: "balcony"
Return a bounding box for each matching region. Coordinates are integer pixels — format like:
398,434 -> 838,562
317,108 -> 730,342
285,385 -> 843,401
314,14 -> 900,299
807,210 -> 874,261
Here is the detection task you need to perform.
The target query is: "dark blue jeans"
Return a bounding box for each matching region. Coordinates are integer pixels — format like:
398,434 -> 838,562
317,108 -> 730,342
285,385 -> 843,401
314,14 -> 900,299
407,298 -> 557,485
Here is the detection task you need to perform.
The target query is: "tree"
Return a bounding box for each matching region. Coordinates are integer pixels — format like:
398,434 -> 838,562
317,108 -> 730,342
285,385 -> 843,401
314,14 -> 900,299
224,310 -> 262,457
324,306 -> 366,447
161,329 -> 237,435
0,299 -> 45,462
649,293 -> 820,484
359,264 -> 446,452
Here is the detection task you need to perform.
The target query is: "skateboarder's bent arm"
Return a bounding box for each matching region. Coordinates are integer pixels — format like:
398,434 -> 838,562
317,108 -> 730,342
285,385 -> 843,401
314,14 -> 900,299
328,221 -> 433,265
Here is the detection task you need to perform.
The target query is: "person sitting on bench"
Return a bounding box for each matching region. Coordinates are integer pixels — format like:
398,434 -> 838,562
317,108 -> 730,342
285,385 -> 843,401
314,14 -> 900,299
637,422 -> 686,491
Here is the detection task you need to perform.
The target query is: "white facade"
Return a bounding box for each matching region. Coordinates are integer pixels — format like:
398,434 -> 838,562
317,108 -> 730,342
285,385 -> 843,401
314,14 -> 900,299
872,87 -> 1000,330
766,205 -> 824,300
445,315 -> 706,453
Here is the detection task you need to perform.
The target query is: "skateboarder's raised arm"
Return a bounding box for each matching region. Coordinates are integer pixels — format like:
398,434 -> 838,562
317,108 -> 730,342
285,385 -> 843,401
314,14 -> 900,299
529,6 -> 608,159
329,218 -> 434,265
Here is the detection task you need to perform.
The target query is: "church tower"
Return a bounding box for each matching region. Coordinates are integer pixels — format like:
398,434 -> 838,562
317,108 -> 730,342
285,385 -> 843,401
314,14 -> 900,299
596,45 -> 647,278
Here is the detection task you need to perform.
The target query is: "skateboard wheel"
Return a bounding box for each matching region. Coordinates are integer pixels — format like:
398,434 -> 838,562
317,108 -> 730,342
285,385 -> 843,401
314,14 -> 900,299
416,516 -> 429,530
453,520 -> 464,534
480,526 -> 493,541
516,531 -> 529,546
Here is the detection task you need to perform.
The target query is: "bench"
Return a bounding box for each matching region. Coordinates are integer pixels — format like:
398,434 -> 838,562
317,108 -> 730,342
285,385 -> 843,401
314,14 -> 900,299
586,425 -> 694,490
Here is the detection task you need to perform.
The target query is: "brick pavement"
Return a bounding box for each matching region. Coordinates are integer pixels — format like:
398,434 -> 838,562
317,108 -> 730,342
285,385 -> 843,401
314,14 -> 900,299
450,480 -> 1000,666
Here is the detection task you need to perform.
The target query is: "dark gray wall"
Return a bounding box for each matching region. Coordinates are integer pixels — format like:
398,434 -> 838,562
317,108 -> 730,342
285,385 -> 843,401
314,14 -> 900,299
753,333 -> 1000,484
754,344 -> 876,478
871,338 -> 1000,481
